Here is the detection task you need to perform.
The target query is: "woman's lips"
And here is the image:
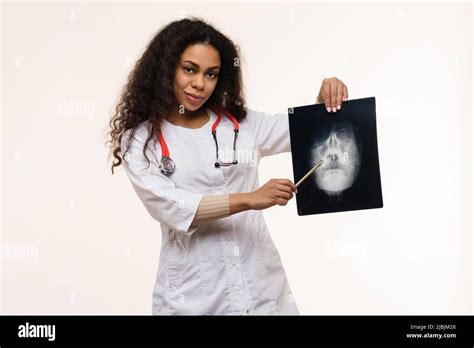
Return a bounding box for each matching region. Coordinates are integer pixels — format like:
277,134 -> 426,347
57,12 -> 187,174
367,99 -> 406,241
185,92 -> 204,104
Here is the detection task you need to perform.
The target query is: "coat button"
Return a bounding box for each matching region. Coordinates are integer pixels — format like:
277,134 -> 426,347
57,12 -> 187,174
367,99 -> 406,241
233,246 -> 239,256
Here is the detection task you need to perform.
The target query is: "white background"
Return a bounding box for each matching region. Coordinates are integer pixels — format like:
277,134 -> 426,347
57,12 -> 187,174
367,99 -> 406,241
1,1 -> 472,314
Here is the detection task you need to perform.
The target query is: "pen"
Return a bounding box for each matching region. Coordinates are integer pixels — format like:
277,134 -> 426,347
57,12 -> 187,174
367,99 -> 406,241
295,160 -> 324,188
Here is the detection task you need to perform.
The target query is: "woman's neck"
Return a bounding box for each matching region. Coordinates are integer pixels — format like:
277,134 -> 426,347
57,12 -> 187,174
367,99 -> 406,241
165,104 -> 209,129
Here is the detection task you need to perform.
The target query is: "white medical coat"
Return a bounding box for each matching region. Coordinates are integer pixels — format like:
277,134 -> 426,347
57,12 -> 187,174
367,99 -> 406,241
122,107 -> 300,315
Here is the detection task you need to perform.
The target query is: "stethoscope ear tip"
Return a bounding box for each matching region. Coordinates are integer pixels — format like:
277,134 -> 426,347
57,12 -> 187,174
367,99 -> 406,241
214,162 -> 220,168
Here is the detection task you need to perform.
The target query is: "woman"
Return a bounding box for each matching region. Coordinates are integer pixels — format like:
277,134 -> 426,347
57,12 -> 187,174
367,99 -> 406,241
107,17 -> 348,315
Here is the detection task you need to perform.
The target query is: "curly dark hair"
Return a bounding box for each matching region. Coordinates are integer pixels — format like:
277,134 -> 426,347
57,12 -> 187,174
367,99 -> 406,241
106,17 -> 247,174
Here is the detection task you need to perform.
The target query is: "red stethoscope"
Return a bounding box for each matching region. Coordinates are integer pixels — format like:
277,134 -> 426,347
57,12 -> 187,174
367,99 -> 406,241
157,107 -> 240,176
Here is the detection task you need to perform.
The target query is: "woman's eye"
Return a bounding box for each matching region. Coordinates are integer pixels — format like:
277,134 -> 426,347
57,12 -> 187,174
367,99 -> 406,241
208,72 -> 218,79
184,67 -> 194,73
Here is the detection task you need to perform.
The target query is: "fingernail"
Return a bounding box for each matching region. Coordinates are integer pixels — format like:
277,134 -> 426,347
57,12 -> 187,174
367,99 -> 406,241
337,105 -> 341,110
332,107 -> 336,112
326,107 -> 331,113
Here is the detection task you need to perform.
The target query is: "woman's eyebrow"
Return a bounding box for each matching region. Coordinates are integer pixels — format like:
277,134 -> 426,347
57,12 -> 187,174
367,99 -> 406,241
182,60 -> 220,70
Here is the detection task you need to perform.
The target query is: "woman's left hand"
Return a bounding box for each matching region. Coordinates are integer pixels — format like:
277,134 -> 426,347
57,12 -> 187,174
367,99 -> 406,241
316,77 -> 348,113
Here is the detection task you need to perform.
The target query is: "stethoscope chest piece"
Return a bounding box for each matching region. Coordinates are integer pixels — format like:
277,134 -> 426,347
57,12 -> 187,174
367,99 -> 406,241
159,156 -> 176,176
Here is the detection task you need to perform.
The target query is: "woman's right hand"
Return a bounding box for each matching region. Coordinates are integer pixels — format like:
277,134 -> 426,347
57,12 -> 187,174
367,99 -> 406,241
249,179 -> 298,210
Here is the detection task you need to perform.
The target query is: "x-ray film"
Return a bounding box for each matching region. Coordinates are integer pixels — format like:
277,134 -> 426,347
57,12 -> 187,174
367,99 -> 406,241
288,97 -> 383,216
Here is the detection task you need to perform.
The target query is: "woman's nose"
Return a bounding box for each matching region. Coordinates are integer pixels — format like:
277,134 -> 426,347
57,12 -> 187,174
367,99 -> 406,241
191,74 -> 205,89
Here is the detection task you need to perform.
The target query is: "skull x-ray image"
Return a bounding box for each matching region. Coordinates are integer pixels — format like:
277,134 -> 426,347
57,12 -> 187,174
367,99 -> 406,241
289,97 -> 383,215
309,120 -> 362,197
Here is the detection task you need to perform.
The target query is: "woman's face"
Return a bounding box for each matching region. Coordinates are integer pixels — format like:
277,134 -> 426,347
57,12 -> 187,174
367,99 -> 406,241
173,43 -> 221,111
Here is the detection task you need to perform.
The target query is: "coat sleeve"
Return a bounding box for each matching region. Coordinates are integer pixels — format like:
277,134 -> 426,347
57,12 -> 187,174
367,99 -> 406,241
246,108 -> 291,157
121,129 -> 204,236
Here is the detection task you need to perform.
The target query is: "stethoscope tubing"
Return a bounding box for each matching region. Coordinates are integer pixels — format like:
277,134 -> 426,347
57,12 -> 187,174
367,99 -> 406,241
157,107 -> 239,176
